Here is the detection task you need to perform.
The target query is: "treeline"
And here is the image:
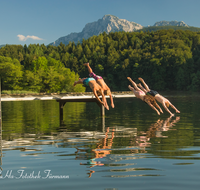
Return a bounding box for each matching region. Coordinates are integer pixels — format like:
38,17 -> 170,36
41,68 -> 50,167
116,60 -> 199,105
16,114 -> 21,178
139,25 -> 200,33
1,29 -> 200,92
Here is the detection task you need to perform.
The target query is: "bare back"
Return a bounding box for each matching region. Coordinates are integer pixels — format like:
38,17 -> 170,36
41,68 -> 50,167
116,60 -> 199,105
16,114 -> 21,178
89,80 -> 102,92
154,94 -> 169,104
97,79 -> 109,90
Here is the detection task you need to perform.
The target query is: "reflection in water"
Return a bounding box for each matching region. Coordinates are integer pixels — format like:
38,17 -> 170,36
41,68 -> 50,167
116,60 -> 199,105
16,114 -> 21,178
0,116 -> 181,178
76,127 -> 115,178
140,116 -> 180,144
74,116 -> 181,178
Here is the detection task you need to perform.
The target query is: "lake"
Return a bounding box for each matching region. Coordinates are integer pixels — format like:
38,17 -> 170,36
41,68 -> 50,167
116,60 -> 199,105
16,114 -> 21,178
0,92 -> 200,190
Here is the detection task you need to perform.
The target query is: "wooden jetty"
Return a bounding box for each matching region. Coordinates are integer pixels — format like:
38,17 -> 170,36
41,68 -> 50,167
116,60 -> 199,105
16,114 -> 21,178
0,92 -> 135,128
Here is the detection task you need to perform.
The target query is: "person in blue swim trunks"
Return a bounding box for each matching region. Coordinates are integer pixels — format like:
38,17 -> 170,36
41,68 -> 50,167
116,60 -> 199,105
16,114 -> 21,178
84,62 -> 114,109
73,77 -> 109,110
138,77 -> 180,116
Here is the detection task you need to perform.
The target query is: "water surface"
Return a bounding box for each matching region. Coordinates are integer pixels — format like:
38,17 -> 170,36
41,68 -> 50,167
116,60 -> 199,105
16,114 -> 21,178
1,92 -> 200,190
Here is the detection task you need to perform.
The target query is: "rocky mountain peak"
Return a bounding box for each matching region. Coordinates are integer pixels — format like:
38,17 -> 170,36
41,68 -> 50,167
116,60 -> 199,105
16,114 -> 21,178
153,20 -> 188,27
51,15 -> 143,46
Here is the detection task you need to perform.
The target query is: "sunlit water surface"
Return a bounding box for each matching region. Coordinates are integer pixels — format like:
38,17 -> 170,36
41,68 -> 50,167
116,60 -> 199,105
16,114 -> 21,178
0,92 -> 200,190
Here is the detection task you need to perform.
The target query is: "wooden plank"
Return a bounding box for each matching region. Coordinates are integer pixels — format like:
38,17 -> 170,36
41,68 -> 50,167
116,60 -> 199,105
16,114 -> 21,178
0,93 -> 135,102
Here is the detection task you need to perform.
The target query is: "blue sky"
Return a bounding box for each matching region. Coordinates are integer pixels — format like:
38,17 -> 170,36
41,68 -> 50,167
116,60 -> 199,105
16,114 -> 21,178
1,0 -> 200,46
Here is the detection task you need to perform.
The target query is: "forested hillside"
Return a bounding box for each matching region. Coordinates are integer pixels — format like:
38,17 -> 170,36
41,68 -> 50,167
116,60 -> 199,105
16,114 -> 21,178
0,29 -> 200,92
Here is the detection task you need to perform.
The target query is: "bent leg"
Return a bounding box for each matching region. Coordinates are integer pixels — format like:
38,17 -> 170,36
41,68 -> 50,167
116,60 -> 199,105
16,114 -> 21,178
84,62 -> 93,74
138,83 -> 148,93
127,77 -> 141,91
146,101 -> 160,115
138,78 -> 151,91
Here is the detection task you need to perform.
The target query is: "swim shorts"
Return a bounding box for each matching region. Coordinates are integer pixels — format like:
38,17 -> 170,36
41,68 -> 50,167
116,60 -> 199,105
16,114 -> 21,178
147,90 -> 158,97
89,72 -> 103,80
83,78 -> 95,86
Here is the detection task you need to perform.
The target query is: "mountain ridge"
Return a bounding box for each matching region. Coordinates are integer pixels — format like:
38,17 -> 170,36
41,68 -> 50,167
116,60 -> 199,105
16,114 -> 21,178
1,15 -> 198,47
153,20 -> 188,27
50,15 -> 144,46
50,15 -> 195,46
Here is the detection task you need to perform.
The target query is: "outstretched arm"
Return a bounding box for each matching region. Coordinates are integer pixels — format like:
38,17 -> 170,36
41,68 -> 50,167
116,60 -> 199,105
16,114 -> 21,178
101,90 -> 109,110
109,94 -> 115,108
93,89 -> 109,110
93,90 -> 104,105
146,101 -> 160,115
74,78 -> 84,86
161,101 -> 174,116
169,103 -> 180,113
154,101 -> 163,114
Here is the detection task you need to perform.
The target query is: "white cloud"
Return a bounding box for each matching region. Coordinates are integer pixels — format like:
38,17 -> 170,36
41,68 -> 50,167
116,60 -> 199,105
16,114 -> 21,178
17,34 -> 44,41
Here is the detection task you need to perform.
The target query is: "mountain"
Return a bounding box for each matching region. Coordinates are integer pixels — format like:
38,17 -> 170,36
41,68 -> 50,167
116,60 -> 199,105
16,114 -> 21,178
0,45 -> 5,48
153,20 -> 188,27
50,15 -> 143,46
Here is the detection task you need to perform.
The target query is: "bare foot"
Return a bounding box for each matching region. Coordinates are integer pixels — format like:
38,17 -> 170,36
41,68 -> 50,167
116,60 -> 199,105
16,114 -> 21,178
83,62 -> 89,66
128,85 -> 133,90
111,103 -> 115,108
127,77 -> 131,81
176,110 -> 180,113
138,77 -> 143,81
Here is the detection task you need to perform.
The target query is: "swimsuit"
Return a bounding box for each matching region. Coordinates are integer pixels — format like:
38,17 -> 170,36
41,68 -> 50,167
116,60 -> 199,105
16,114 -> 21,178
89,72 -> 103,80
139,90 -> 145,96
83,78 -> 95,86
147,90 -> 158,97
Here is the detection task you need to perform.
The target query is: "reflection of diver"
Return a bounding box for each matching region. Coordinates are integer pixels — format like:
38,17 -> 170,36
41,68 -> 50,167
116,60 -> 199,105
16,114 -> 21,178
136,116 -> 180,148
76,127 -> 115,178
148,116 -> 180,138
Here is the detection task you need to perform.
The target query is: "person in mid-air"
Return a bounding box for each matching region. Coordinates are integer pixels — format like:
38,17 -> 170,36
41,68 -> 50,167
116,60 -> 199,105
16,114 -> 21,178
127,77 -> 163,115
74,77 -> 109,110
84,62 -> 114,109
138,77 -> 180,116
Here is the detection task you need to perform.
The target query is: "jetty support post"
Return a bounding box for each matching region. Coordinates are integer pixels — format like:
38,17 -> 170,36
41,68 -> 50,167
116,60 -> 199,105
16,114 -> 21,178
57,98 -> 105,131
95,100 -> 105,133
95,100 -> 105,117
59,101 -> 66,126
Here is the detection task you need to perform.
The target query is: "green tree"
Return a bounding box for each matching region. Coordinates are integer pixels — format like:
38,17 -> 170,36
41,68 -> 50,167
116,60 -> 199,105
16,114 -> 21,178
0,56 -> 23,90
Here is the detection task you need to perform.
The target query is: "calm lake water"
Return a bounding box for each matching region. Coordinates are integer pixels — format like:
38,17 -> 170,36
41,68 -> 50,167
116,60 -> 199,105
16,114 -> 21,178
1,92 -> 200,190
